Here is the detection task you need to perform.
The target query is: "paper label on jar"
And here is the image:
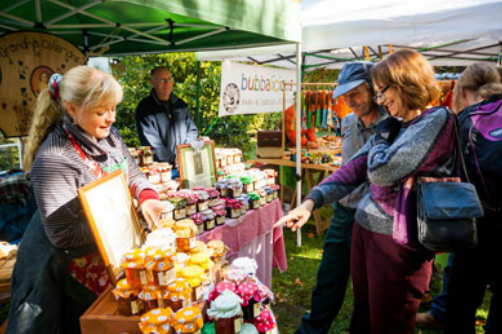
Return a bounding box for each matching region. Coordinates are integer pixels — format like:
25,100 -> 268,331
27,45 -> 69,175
231,209 -> 239,218
260,197 -> 266,206
246,184 -> 254,192
198,202 -> 208,212
266,303 -> 271,310
195,286 -> 202,300
187,205 -> 197,215
189,237 -> 196,249
158,268 -> 176,285
234,318 -> 242,333
149,174 -> 161,184
161,172 -> 171,182
216,216 -> 225,225
273,192 -> 278,199
131,300 -> 141,314
161,211 -> 173,220
207,219 -> 215,229
253,303 -> 261,317
182,300 -> 192,308
233,189 -> 242,197
140,270 -> 148,285
174,209 -> 186,220
221,188 -> 228,197
267,194 -> 273,202
209,198 -> 218,207
194,330 -> 201,334
197,224 -> 205,235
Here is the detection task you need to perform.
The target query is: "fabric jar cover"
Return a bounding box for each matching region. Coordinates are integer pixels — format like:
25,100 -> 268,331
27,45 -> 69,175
257,284 -> 273,303
122,249 -> 146,269
237,282 -> 260,306
240,323 -> 259,334
173,219 -> 197,238
208,281 -> 237,302
145,248 -> 176,271
207,240 -> 226,257
144,227 -> 177,251
207,290 -> 243,320
164,278 -> 192,302
139,308 -> 173,334
112,278 -> 139,299
173,307 -> 204,334
180,265 -> 206,288
187,253 -> 213,271
139,285 -> 164,302
224,269 -> 248,286
253,309 -> 276,333
230,257 -> 258,277
188,241 -> 208,255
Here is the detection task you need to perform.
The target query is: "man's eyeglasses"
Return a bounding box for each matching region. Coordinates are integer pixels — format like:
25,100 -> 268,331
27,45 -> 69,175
373,85 -> 390,103
158,78 -> 173,84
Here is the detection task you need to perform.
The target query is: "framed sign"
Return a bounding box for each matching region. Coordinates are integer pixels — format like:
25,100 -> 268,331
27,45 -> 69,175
78,169 -> 144,285
177,140 -> 217,189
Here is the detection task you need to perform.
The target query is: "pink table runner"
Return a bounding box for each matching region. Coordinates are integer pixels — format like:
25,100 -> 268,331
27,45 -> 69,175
199,199 -> 287,287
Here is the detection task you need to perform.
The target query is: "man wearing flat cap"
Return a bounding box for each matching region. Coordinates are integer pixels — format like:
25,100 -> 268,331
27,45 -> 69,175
295,61 -> 386,334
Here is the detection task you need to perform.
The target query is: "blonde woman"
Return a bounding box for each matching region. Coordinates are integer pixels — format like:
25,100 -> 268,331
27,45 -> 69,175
276,49 -> 457,333
8,66 -> 163,333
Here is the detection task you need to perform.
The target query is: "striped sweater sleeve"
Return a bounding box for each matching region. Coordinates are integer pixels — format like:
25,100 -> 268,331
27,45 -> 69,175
306,142 -> 370,209
30,152 -> 94,248
367,107 -> 452,186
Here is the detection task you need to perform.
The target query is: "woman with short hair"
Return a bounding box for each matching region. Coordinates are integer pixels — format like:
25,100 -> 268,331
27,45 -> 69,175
276,49 -> 456,333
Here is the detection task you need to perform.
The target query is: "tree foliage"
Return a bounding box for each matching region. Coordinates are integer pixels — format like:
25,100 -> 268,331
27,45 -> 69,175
112,53 -> 282,159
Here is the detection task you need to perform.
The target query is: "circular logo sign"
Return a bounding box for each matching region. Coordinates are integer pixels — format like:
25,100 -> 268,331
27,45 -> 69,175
222,83 -> 240,114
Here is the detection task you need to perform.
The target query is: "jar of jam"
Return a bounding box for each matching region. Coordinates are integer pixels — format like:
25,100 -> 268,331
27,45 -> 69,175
212,206 -> 226,226
170,197 -> 188,221
270,185 -> 280,200
263,187 -> 273,203
188,240 -> 208,256
236,195 -> 249,213
258,190 -> 267,207
172,307 -> 204,334
252,171 -> 267,191
161,201 -> 175,221
175,252 -> 190,274
173,219 -> 197,252
240,175 -> 255,193
200,210 -> 216,231
232,149 -> 243,164
139,308 -> 173,334
247,192 -> 261,210
224,269 -> 248,286
215,179 -> 229,198
206,188 -> 220,207
230,257 -> 258,278
207,240 -> 227,264
180,266 -> 206,301
254,309 -> 276,334
227,179 -> 243,198
164,278 -> 193,312
122,249 -> 148,288
226,151 -> 234,166
139,146 -> 154,167
187,253 -> 214,278
208,281 -> 236,303
145,248 -> 176,286
207,290 -> 243,334
157,162 -> 172,183
258,284 -> 273,310
139,285 -> 166,312
263,169 -> 276,186
237,282 -> 260,321
112,278 -> 143,316
225,199 -> 241,219
186,194 -> 199,215
191,213 -> 204,236
194,190 -> 209,212
146,167 -> 161,185
144,227 -> 177,252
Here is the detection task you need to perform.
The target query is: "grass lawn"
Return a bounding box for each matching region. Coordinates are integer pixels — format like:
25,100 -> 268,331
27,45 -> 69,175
271,215 -> 492,334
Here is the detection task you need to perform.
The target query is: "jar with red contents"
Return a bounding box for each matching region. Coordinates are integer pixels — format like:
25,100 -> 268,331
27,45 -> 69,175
212,206 -> 226,226
191,213 -> 204,235
254,309 -> 277,334
186,194 -> 199,215
207,290 -> 243,334
112,278 -> 143,316
122,249 -> 148,288
226,199 -> 241,219
201,210 -> 216,231
206,188 -> 220,207
157,162 -> 172,183
237,282 -> 261,321
263,169 -> 276,186
215,179 -> 229,198
164,278 -> 193,312
170,197 -> 188,221
227,179 -> 243,198
145,248 -> 176,286
194,190 -> 210,212
139,146 -> 154,167
146,167 -> 161,185
139,285 -> 166,312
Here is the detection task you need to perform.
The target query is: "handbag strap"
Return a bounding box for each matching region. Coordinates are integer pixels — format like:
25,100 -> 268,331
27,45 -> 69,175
450,109 -> 471,183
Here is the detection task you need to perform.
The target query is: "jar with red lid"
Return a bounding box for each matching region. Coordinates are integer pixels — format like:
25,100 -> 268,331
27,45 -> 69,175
237,282 -> 261,321
146,167 -> 161,185
206,188 -> 220,207
225,199 -> 241,219
212,206 -> 226,226
139,146 -> 154,167
191,213 -> 204,236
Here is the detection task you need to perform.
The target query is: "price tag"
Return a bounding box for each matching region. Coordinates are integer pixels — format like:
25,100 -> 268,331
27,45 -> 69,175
253,303 -> 261,317
234,318 -> 242,333
189,237 -> 196,249
131,300 -> 142,315
207,220 -> 215,229
140,271 -> 148,285
195,286 -> 203,300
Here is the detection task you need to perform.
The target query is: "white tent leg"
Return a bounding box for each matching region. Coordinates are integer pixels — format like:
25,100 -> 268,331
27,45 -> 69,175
295,42 -> 302,248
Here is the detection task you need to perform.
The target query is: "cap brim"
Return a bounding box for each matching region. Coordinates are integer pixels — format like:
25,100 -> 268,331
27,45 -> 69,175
333,79 -> 366,99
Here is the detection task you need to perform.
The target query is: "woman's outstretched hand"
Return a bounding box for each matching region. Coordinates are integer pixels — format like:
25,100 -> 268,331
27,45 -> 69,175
273,199 -> 315,231
141,199 -> 164,229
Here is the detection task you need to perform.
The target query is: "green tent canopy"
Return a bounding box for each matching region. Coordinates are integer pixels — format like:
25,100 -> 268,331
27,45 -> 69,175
0,0 -> 301,56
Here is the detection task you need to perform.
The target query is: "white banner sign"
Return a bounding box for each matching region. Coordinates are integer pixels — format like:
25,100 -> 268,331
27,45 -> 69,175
218,60 -> 296,117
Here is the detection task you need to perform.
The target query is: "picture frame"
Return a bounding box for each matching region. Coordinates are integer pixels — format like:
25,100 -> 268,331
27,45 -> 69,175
177,140 -> 217,189
78,169 -> 145,286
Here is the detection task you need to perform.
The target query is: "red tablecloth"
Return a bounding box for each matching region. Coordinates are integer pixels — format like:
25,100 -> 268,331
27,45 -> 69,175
199,199 -> 287,287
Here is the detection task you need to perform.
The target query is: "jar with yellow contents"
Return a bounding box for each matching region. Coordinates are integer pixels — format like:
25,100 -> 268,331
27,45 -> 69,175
112,278 -> 144,316
207,290 -> 244,334
173,307 -> 204,334
139,308 -> 173,334
207,240 -> 227,264
187,253 -> 214,279
173,219 -> 197,252
164,278 -> 193,312
122,249 -> 148,288
180,265 -> 206,301
145,248 -> 176,286
139,285 -> 167,312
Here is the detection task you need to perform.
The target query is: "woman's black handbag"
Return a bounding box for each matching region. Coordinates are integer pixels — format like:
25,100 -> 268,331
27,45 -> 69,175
416,113 -> 484,252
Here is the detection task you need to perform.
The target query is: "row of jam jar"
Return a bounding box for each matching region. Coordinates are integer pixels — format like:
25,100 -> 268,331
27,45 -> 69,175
224,186 -> 280,218
129,146 -> 155,167
215,148 -> 243,168
138,306 -> 204,334
141,163 -> 173,186
163,188 -> 221,221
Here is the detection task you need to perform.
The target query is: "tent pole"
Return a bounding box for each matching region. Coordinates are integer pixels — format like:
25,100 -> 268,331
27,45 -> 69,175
196,59 -> 201,135
295,42 -> 302,248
